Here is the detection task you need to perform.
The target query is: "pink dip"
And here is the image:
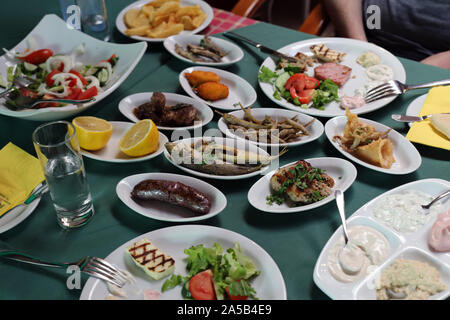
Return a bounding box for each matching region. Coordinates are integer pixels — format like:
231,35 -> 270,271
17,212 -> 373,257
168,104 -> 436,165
340,95 -> 366,109
428,209 -> 450,252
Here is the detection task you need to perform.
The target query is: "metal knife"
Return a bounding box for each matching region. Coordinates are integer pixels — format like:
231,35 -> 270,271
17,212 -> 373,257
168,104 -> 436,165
224,31 -> 298,63
391,113 -> 450,122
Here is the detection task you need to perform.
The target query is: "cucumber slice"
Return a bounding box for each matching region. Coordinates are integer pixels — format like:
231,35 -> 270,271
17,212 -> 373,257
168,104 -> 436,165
0,74 -> 7,88
97,68 -> 108,86
7,66 -> 15,82
274,72 -> 290,92
23,62 -> 38,72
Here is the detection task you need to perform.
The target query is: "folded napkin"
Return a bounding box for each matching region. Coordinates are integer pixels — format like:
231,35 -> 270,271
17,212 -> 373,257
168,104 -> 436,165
0,142 -> 45,217
406,86 -> 450,150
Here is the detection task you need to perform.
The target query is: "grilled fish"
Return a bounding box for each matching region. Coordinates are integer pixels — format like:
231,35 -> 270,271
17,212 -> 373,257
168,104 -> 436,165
175,44 -> 208,62
310,43 -> 346,63
200,35 -> 228,57
187,44 -> 222,62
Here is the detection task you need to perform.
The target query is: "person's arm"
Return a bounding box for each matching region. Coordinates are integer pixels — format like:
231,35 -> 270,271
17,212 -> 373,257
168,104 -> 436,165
323,0 -> 367,41
421,51 -> 450,70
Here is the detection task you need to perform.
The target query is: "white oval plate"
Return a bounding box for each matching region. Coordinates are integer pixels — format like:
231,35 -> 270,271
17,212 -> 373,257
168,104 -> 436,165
179,66 -> 257,110
0,14 -> 146,121
118,92 -> 213,131
324,116 -> 422,174
164,34 -> 244,66
313,178 -> 450,300
218,108 -> 324,147
116,172 -> 227,222
0,188 -> 41,234
405,93 -> 428,127
80,224 -> 287,300
115,0 -> 213,43
80,121 -> 168,163
164,136 -> 272,180
258,37 -> 406,118
248,158 -> 357,213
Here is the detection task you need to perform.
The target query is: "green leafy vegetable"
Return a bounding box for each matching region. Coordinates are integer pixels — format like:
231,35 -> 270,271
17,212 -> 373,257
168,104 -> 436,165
258,66 -> 278,83
312,78 -> 339,110
161,274 -> 184,292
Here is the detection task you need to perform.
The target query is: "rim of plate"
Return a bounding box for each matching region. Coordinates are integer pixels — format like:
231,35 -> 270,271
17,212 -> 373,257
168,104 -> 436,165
258,37 -> 406,118
179,66 -> 257,110
247,157 -> 357,213
118,92 -> 214,131
80,224 -> 287,300
0,196 -> 41,234
116,172 -> 227,222
115,0 -> 214,43
163,34 -> 244,66
80,121 -> 168,163
405,93 -> 428,127
163,136 -> 272,180
217,107 -> 324,147
324,116 -> 422,175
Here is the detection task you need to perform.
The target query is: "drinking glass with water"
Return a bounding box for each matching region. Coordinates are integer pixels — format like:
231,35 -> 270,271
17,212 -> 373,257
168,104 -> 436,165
32,121 -> 94,229
76,0 -> 110,41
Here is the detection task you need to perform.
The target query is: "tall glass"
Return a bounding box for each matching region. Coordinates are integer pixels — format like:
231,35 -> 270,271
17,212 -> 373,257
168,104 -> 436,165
32,121 -> 94,229
76,0 -> 110,42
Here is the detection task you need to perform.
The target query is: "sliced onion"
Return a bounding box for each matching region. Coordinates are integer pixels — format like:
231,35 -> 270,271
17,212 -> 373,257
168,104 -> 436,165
46,55 -> 72,73
38,82 -> 68,98
2,36 -> 37,59
85,76 -> 100,89
52,73 -> 83,88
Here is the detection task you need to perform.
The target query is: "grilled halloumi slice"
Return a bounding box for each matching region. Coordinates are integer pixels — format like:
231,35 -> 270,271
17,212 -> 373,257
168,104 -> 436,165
126,238 -> 175,280
310,43 -> 346,63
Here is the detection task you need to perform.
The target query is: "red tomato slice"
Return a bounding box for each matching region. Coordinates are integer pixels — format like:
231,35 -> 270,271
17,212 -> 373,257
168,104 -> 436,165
36,94 -> 59,109
20,49 -> 54,65
58,62 -> 65,72
46,70 -> 61,87
77,86 -> 98,100
69,69 -> 88,86
225,285 -> 248,300
305,76 -> 320,89
19,88 -> 38,99
298,89 -> 315,104
189,270 -> 216,300
284,73 -> 306,90
65,87 -> 82,100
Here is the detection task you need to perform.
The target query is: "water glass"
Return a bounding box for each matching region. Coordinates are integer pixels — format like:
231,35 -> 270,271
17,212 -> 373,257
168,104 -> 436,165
32,121 -> 95,229
76,0 -> 110,42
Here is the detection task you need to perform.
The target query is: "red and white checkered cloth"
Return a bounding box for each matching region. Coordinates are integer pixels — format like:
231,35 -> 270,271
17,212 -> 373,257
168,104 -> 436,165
200,8 -> 259,35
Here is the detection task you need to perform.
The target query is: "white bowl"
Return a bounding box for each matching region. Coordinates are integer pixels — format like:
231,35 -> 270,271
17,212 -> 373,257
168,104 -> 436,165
248,157 -> 357,213
179,66 -> 257,110
164,34 -> 244,66
115,0 -> 214,43
116,172 -> 227,222
0,14 -> 147,121
80,121 -> 168,163
118,92 -> 213,131
218,107 -> 324,147
325,116 -> 422,174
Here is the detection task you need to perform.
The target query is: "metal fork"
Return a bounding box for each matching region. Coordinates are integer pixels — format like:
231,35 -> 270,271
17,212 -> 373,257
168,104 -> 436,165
0,76 -> 35,98
364,79 -> 450,103
0,246 -> 128,287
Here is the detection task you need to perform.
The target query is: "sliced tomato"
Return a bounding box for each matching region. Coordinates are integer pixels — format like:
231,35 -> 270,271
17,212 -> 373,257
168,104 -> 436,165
46,70 -> 61,87
65,87 -> 82,100
69,69 -> 88,86
106,54 -> 116,63
189,270 -> 216,300
19,88 -> 38,99
305,76 -> 320,89
77,86 -> 98,100
284,73 -> 306,90
58,62 -> 65,72
225,284 -> 248,300
298,89 -> 316,104
19,49 -> 53,64
36,94 -> 59,109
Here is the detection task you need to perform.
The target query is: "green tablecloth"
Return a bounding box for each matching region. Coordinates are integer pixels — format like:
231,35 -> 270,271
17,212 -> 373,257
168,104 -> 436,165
0,0 -> 449,300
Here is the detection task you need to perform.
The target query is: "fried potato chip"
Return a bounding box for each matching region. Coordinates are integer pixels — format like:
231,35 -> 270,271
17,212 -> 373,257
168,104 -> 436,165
155,1 -> 180,16
192,12 -> 207,28
147,23 -> 184,38
125,24 -> 151,36
179,15 -> 196,30
152,14 -> 169,27
124,8 -> 150,28
145,0 -> 178,9
141,5 -> 155,21
167,13 -> 177,25
174,5 -> 202,19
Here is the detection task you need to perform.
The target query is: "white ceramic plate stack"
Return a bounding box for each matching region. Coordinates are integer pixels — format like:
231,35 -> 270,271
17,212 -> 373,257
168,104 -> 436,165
163,136 -> 272,180
116,172 -> 227,222
258,37 -> 406,118
179,66 -> 257,110
116,0 -> 214,43
164,34 -> 244,66
80,225 -> 287,300
0,14 -> 147,121
313,179 -> 450,300
218,108 -> 324,147
248,158 -> 357,213
118,92 -> 213,131
325,116 -> 422,174
80,121 -> 168,163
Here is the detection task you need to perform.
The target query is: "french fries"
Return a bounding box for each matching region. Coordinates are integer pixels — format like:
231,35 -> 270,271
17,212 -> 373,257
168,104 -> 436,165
123,0 -> 207,39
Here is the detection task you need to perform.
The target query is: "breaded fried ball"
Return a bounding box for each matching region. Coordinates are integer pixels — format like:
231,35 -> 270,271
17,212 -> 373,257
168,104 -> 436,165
185,71 -> 220,87
196,81 -> 229,101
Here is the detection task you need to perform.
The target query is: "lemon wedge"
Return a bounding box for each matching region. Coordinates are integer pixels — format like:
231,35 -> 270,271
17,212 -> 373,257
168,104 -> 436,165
72,116 -> 113,151
119,119 -> 159,157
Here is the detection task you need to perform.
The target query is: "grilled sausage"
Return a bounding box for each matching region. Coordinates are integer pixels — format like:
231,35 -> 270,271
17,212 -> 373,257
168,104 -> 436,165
131,180 -> 211,214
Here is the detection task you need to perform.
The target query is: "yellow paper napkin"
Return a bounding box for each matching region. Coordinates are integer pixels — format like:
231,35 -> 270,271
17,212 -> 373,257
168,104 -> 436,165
0,142 -> 45,216
406,86 -> 450,150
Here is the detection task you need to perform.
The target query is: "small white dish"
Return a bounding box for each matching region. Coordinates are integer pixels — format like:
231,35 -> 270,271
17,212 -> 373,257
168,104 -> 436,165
405,93 -> 428,127
163,136 -> 272,180
115,0 -> 213,43
0,14 -> 147,121
164,34 -> 244,66
248,157 -> 357,213
0,189 -> 41,234
116,172 -> 227,222
218,107 -> 324,147
80,224 -> 287,300
118,92 -> 213,131
325,116 -> 422,175
80,121 -> 168,163
179,66 -> 257,110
